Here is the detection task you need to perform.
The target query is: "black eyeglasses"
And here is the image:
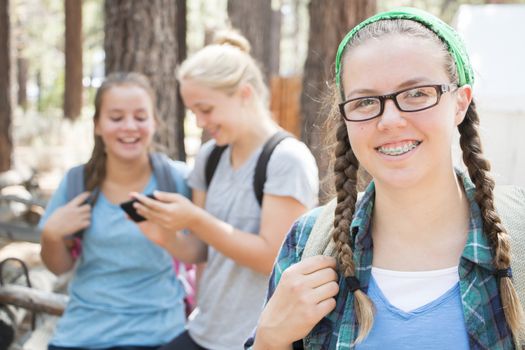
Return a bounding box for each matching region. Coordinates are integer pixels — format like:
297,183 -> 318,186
339,83 -> 458,122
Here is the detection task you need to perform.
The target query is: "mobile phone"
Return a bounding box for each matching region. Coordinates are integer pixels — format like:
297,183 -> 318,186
119,194 -> 156,222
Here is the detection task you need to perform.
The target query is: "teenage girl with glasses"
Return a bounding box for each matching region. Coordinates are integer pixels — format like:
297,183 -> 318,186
248,7 -> 524,350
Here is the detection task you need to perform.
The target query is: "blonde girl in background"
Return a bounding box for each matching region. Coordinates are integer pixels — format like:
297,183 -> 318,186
133,30 -> 319,350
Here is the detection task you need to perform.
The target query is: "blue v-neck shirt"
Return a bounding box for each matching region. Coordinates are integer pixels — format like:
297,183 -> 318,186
356,277 -> 469,349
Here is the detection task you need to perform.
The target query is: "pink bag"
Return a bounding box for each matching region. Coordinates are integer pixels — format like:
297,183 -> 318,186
173,260 -> 197,316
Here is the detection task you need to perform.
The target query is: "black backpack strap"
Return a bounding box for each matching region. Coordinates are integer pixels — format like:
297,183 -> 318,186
150,152 -> 178,193
253,131 -> 292,206
205,145 -> 228,188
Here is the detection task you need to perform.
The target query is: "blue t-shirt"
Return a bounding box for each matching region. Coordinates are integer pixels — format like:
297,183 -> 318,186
39,160 -> 190,348
356,277 -> 469,350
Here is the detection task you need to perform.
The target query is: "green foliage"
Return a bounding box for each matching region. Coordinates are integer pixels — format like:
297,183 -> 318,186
38,70 -> 64,112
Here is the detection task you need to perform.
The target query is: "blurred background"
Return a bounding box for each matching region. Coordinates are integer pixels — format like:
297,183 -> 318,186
0,0 -> 524,348
1,0 -> 524,198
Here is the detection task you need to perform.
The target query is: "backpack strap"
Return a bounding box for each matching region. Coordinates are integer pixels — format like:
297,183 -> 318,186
301,192 -> 364,259
205,145 -> 228,188
253,131 -> 292,206
65,165 -> 86,203
62,164 -> 90,248
150,152 -> 178,193
302,198 -> 338,260
204,131 -> 292,206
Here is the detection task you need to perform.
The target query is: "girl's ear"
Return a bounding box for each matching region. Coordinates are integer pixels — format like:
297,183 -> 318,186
239,83 -> 253,103
455,84 -> 473,126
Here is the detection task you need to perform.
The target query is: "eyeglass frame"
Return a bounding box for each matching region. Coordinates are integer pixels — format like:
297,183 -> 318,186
338,83 -> 458,122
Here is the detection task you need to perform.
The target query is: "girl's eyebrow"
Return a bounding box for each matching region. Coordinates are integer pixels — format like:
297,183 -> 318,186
193,102 -> 211,107
189,102 -> 213,109
107,108 -> 124,112
345,77 -> 432,99
106,108 -> 148,113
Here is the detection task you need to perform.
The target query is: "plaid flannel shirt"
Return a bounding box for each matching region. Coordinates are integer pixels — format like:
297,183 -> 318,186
247,172 -> 514,349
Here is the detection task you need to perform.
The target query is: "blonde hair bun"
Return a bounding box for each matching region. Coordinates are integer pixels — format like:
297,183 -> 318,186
212,30 -> 251,54
178,27 -> 268,105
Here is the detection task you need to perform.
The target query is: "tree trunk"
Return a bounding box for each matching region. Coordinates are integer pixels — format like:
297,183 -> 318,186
269,9 -> 281,76
64,0 -> 83,120
175,0 -> 187,161
0,0 -> 13,172
227,0 -> 280,82
300,0 -> 376,201
104,0 -> 185,160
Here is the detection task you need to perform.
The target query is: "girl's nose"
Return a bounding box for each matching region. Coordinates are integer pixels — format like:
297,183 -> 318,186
377,100 -> 407,131
123,115 -> 139,130
195,114 -> 207,128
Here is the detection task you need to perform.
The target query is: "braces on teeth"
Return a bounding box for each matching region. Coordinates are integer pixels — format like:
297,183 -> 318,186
379,142 -> 419,156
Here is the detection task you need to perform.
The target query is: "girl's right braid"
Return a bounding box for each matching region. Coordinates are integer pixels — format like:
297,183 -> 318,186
332,120 -> 374,343
333,121 -> 358,277
458,101 -> 524,345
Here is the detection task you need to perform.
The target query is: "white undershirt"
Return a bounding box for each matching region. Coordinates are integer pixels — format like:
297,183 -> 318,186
371,266 -> 460,312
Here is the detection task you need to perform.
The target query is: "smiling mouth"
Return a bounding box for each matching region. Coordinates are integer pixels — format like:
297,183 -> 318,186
118,137 -> 140,144
376,141 -> 421,156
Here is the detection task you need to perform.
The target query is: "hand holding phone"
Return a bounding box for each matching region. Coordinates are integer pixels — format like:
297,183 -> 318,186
120,194 -> 156,222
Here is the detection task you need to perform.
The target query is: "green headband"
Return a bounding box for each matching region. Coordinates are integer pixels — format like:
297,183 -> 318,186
335,7 -> 474,92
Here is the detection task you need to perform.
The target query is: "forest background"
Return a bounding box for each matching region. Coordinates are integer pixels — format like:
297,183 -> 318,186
1,0 -> 524,206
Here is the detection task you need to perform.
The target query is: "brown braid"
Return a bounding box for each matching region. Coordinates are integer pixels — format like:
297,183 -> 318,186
332,119 -> 374,343
84,136 -> 107,192
84,72 -> 159,195
458,100 -> 524,345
